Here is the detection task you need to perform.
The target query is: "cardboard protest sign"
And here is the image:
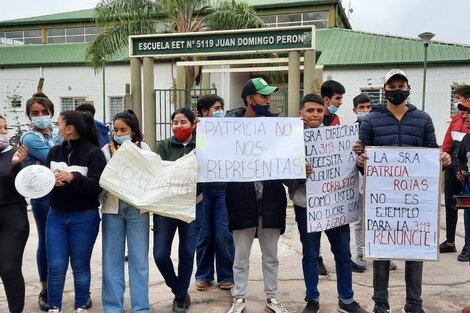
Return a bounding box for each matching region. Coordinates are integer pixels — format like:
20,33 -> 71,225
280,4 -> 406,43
99,141 -> 197,222
306,123 -> 360,232
196,117 -> 305,182
363,146 -> 440,261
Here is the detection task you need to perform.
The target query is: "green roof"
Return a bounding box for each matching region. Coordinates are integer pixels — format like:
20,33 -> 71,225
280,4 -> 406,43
316,28 -> 470,67
0,42 -> 128,67
0,9 -> 96,27
0,28 -> 469,68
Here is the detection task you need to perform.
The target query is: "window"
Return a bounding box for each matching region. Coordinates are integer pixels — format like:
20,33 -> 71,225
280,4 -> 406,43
259,11 -> 329,29
109,96 -> 125,120
47,27 -> 102,44
60,97 -> 86,111
9,95 -> 22,108
0,29 -> 41,45
360,87 -> 383,105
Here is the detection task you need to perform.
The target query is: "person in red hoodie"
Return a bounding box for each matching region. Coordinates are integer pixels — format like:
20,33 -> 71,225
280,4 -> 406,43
441,85 -> 470,261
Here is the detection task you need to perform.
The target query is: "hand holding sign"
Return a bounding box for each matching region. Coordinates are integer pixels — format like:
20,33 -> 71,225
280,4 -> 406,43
15,165 -> 55,199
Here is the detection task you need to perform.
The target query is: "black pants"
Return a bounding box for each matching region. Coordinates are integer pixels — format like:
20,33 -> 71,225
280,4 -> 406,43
0,203 -> 29,313
373,260 -> 423,311
444,167 -> 465,244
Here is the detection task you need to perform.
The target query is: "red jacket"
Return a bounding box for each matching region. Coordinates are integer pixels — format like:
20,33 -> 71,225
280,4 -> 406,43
442,112 -> 470,154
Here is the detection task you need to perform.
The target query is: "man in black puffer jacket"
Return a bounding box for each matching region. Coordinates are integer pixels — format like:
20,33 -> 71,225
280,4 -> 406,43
357,69 -> 451,313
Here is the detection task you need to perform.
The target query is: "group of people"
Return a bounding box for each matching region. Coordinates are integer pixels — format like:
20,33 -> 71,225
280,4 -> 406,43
0,70 -> 469,313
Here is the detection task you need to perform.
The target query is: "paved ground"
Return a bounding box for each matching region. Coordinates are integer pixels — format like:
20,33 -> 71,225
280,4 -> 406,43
2,204 -> 469,313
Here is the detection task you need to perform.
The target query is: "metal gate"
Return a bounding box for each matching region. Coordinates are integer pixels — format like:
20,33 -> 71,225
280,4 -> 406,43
155,88 -> 217,141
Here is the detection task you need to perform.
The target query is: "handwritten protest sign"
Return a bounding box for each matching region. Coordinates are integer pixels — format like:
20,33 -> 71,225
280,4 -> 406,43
99,141 -> 198,222
306,123 -> 360,232
364,147 -> 440,260
196,117 -> 305,182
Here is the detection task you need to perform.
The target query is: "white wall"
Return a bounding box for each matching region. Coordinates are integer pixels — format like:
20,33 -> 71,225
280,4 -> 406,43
326,65 -> 470,145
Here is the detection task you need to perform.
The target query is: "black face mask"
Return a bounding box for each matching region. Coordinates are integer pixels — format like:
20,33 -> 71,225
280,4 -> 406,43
385,90 -> 410,105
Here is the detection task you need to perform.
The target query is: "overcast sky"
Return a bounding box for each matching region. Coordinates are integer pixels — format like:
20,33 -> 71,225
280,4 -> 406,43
0,0 -> 469,45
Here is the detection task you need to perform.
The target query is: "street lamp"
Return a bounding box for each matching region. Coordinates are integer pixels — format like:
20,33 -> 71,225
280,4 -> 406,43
418,32 -> 435,112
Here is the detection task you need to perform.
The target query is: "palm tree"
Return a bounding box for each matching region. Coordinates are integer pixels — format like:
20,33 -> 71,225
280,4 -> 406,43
86,0 -> 265,88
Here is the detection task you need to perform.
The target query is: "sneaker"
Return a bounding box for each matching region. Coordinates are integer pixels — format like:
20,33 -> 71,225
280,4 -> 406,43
317,257 -> 328,276
439,240 -> 457,253
389,261 -> 397,271
302,299 -> 320,313
373,303 -> 390,313
356,255 -> 367,268
195,280 -> 209,291
352,260 -> 366,273
173,298 -> 186,313
219,281 -> 235,290
48,310 -> 60,313
462,306 -> 470,313
75,309 -> 87,313
338,300 -> 368,313
39,290 -> 49,311
458,244 -> 469,262
266,298 -> 288,313
227,298 -> 246,313
84,294 -> 92,309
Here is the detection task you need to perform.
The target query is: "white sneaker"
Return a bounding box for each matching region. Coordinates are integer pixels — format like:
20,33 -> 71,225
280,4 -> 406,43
227,298 -> 246,313
266,298 -> 289,313
48,310 -> 60,313
75,309 -> 88,313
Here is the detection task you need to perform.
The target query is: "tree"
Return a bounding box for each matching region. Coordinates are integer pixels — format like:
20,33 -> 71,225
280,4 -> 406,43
86,0 -> 265,88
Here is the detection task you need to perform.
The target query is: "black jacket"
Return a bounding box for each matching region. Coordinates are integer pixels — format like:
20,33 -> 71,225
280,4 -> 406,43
46,138 -> 106,212
225,180 -> 287,233
360,103 -> 438,148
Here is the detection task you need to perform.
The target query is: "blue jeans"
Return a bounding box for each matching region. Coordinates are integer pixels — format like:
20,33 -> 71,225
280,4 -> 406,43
46,208 -> 100,310
294,205 -> 354,303
195,188 -> 234,283
102,201 -> 150,313
153,207 -> 198,299
31,194 -> 50,283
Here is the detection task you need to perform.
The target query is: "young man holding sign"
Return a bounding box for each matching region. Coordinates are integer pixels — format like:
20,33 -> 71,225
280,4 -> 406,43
225,78 -> 289,313
289,93 -> 368,313
357,69 -> 451,313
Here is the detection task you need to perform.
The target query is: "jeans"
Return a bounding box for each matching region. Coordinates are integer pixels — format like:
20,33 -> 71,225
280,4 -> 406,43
0,203 -> 29,313
373,260 -> 423,310
195,187 -> 234,283
46,208 -> 100,310
31,194 -> 50,283
153,206 -> 198,299
294,205 -> 354,303
102,201 -> 150,313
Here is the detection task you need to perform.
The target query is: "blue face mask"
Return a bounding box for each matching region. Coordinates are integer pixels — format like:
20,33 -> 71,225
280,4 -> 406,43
453,102 -> 461,111
113,134 -> 132,145
357,112 -> 369,121
31,116 -> 53,129
52,127 -> 64,145
252,104 -> 270,116
328,104 -> 339,114
212,110 -> 225,118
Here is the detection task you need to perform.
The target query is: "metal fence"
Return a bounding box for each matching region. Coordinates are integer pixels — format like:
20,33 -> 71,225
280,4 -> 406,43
155,88 -> 217,141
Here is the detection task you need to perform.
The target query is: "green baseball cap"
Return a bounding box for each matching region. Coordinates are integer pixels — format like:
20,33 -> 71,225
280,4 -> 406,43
241,78 -> 278,99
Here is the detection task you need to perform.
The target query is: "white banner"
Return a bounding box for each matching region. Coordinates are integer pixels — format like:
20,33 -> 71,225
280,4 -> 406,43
364,146 -> 440,260
99,141 -> 197,222
196,117 -> 306,182
306,123 -> 360,232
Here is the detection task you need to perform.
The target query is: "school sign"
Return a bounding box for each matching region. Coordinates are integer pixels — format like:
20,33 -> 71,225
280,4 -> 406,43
129,26 -> 314,58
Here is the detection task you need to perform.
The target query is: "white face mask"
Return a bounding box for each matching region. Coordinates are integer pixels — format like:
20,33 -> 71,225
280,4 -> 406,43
357,112 -> 369,121
328,104 -> 338,114
453,102 -> 461,111
0,133 -> 10,150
